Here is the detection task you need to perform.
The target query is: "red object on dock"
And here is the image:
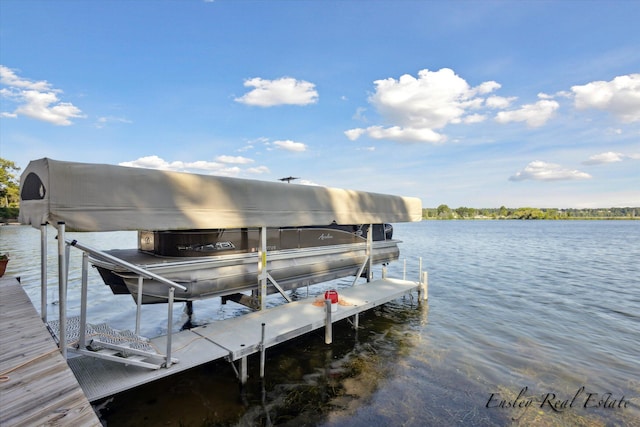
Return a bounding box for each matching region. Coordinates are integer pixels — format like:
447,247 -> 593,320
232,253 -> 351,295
324,289 -> 339,303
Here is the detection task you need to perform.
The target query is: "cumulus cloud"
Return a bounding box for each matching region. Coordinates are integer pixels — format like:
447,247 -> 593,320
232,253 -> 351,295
495,98 -> 559,127
120,155 -> 223,171
247,166 -> 270,174
345,69 -> 640,145
509,161 -> 592,181
0,65 -> 85,125
583,151 -> 640,165
235,77 -> 318,107
345,68 -> 506,143
463,113 -> 487,124
273,139 -> 307,152
119,155 -> 267,177
215,155 -> 254,164
572,74 -> 640,123
485,95 -> 517,109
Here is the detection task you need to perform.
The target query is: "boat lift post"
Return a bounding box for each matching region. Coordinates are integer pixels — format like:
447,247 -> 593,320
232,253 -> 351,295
420,271 -> 429,301
259,226 -> 267,311
260,323 -> 266,379
78,252 -> 89,349
366,224 -> 373,282
350,223 -> 375,287
40,223 -> 47,323
324,298 -> 332,344
57,222 -> 68,358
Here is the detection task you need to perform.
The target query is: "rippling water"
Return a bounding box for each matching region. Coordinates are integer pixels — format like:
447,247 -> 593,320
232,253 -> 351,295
1,221 -> 639,426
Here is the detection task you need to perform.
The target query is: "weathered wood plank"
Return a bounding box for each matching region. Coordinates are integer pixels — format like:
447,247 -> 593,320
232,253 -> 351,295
0,277 -> 101,427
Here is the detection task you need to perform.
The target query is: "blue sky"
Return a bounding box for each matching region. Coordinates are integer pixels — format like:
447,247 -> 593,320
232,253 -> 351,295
1,0 -> 639,209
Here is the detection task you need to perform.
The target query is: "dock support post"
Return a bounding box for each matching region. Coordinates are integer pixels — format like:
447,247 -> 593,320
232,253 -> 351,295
366,224 -> 373,282
420,271 -> 428,301
135,276 -> 143,335
240,344 -> 248,385
258,226 -> 267,311
79,252 -> 89,349
324,299 -> 332,344
57,222 -> 67,358
40,223 -> 47,322
260,323 -> 266,379
353,313 -> 359,330
382,266 -> 387,279
165,287 -> 174,368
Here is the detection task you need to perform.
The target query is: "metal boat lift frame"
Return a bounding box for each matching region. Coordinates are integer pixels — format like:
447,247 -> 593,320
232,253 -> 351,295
39,220 -> 422,373
31,221 -> 427,401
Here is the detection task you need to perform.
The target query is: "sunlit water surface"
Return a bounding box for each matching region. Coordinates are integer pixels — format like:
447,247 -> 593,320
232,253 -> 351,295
2,221 -> 639,426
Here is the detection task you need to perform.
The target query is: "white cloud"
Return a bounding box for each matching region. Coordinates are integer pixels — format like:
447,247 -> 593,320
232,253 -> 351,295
215,155 -> 254,164
485,95 -> 517,109
344,128 -> 367,141
352,107 -> 367,122
463,113 -> 487,124
583,151 -> 640,165
273,139 -> 307,152
247,166 -> 270,174
0,65 -> 85,125
509,161 -> 592,181
120,155 -> 223,172
347,125 -> 445,143
346,68 -> 503,143
495,99 -> 559,127
571,74 -> 640,123
474,80 -> 502,95
119,155 -> 265,177
96,116 -> 132,129
235,77 -> 318,107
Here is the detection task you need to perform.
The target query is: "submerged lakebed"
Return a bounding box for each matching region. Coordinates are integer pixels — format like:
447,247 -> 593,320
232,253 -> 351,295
2,220 -> 639,426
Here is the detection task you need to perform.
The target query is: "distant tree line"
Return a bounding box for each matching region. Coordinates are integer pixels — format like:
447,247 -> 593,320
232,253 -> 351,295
423,205 -> 639,220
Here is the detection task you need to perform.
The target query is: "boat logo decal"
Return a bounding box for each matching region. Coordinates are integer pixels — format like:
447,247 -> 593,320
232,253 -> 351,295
318,233 -> 334,240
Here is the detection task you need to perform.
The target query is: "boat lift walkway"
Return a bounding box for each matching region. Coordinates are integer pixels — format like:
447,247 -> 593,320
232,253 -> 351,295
68,276 -> 425,402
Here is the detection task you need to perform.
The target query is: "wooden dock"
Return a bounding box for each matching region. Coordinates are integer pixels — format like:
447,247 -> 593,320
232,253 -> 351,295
0,277 -> 101,426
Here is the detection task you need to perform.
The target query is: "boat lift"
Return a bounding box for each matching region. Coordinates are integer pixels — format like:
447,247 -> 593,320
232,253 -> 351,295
19,158 -> 426,397
40,220 -> 427,385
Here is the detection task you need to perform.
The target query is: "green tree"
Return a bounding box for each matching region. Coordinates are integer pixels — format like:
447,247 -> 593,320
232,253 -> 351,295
436,204 -> 452,219
0,158 -> 21,208
513,207 -> 545,219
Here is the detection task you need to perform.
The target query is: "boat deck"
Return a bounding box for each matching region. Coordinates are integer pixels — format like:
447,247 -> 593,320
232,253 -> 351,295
0,277 -> 101,427
68,277 -> 422,402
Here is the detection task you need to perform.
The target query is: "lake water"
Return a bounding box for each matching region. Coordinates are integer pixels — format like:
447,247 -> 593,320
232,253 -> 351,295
1,221 -> 639,426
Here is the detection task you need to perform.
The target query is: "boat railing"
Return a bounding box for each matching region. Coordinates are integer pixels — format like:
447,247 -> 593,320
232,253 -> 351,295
47,222 -> 185,369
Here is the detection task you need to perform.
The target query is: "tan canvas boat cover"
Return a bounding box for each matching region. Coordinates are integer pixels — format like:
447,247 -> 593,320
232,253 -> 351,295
19,158 -> 422,232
